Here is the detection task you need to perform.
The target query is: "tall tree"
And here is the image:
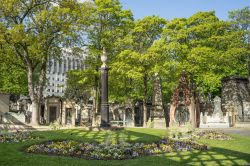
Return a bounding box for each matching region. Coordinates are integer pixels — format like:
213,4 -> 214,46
66,0 -> 134,125
229,7 -> 250,77
111,16 -> 166,127
0,45 -> 28,94
0,0 -> 88,125
160,12 -> 248,96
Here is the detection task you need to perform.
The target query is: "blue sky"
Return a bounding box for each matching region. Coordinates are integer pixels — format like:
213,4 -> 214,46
120,0 -> 250,20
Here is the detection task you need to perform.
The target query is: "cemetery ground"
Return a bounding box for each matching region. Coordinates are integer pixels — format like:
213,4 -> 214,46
0,128 -> 250,166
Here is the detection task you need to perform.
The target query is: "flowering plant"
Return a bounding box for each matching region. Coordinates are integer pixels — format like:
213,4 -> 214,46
0,131 -> 39,143
26,138 -> 207,160
196,130 -> 232,140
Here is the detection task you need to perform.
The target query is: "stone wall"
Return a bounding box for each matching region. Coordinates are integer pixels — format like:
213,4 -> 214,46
221,76 -> 250,122
0,94 -> 10,123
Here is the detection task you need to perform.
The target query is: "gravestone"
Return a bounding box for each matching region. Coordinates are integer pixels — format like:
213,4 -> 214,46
200,96 -> 229,128
151,73 -> 166,128
125,108 -> 134,127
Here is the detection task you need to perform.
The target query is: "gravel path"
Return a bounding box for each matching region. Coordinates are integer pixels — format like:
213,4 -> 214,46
219,128 -> 250,136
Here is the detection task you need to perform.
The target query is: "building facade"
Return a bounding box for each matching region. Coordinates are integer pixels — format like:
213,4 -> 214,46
41,49 -> 86,126
44,50 -> 86,97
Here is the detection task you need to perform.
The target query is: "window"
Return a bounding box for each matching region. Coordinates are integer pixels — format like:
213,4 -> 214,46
73,59 -> 75,70
58,61 -> 62,74
64,59 -> 67,72
76,59 -> 80,69
47,89 -> 50,92
54,60 -> 57,73
68,58 -> 71,70
49,60 -> 53,73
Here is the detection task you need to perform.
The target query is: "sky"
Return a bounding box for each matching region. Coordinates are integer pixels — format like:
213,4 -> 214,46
120,0 -> 250,20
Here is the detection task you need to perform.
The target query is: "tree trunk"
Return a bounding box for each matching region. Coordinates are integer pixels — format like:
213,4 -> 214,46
27,66 -> 39,125
143,75 -> 148,128
92,88 -> 97,126
143,99 -> 147,127
28,60 -> 47,126
92,72 -> 100,126
30,101 -> 39,126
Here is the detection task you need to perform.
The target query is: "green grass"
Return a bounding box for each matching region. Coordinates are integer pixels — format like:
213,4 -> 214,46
0,128 -> 250,166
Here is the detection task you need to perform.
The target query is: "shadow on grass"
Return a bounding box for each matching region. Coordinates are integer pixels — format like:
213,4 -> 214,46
15,128 -> 250,166
33,128 -> 164,144
158,147 -> 250,166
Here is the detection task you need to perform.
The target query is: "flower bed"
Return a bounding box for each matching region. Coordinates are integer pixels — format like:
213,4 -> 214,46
0,132 -> 39,143
196,130 -> 232,140
26,139 -> 207,160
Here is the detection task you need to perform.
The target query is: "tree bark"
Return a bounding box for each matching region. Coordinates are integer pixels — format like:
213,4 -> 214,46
143,74 -> 148,128
27,66 -> 39,125
92,88 -> 97,126
30,101 -> 39,126
28,59 -> 47,126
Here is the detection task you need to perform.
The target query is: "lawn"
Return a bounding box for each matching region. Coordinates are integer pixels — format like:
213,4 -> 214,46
0,128 -> 250,166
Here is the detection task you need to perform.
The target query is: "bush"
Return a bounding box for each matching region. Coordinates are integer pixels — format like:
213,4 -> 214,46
49,121 -> 61,130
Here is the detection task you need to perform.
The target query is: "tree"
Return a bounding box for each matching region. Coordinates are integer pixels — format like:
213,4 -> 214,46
0,46 -> 28,94
64,0 -> 133,125
111,16 -> 167,127
158,12 -> 248,97
75,0 -> 134,125
229,7 -> 250,77
0,0 -> 89,125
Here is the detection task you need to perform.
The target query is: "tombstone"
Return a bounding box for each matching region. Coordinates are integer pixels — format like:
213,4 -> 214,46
125,108 -> 134,127
81,106 -> 90,126
200,96 -> 229,128
151,73 -> 166,128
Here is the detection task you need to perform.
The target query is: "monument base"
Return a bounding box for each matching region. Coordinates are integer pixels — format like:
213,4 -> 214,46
199,122 -> 230,128
151,118 -> 166,128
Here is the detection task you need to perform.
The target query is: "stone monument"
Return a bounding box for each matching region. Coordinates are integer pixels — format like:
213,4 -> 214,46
221,76 -> 250,125
151,73 -> 166,128
200,96 -> 229,128
169,72 -> 197,128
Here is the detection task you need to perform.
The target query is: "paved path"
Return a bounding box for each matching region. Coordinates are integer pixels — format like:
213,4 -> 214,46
201,128 -> 250,136
219,128 -> 250,136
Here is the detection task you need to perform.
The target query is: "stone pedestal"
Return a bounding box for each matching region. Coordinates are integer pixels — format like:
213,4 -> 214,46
151,74 -> 166,128
100,49 -> 110,127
